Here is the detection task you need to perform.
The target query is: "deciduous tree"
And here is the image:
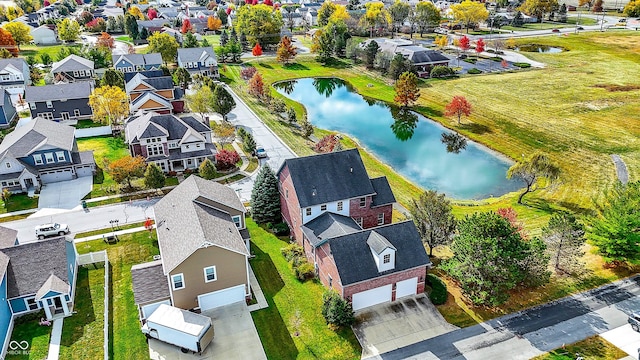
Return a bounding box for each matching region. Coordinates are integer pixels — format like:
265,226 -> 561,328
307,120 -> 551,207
458,35 -> 470,57
507,151 -> 561,204
394,72 -> 420,107
88,85 -> 129,125
199,158 -> 218,179
248,72 -> 265,98
301,117 -> 313,137
317,1 -> 337,26
451,0 -> 489,33
251,164 -> 281,223
519,0 -> 558,23
410,190 -> 457,256
388,0 -> 410,37
475,38 -> 485,57
144,163 -> 166,189
543,212 -> 585,274
444,95 -> 471,125
181,19 -> 193,34
329,5 -> 350,23
252,42 -> 262,56
128,6 -> 145,20
173,67 -> 191,90
58,18 -> 81,43
208,15 -> 222,30
415,1 -> 440,36
100,68 -> 125,89
147,7 -> 158,20
185,85 -> 214,121
321,290 -> 355,327
0,29 -> 17,57
589,182 -> 640,264
215,149 -> 240,170
624,0 -> 640,17
108,156 -> 146,188
276,36 -> 297,64
2,22 -> 31,49
212,85 -> 236,121
388,53 -> 413,80
147,32 -> 179,64
212,121 -> 236,147
235,4 -> 283,47
360,1 -> 391,37
96,32 -> 115,49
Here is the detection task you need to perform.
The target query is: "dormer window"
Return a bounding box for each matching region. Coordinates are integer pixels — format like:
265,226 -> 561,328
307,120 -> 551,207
383,254 -> 390,264
359,197 -> 366,207
46,101 -> 53,108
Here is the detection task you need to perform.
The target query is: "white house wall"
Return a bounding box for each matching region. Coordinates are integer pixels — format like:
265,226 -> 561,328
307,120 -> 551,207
301,200 -> 350,224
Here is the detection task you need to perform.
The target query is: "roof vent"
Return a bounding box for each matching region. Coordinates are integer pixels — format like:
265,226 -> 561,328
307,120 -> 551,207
350,167 -> 353,173
312,187 -> 317,196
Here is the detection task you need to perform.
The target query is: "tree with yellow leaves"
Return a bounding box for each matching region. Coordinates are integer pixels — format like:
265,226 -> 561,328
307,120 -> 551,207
89,85 -> 129,126
2,22 -> 32,49
208,15 -> 222,31
360,2 -> 391,37
451,0 -> 488,33
328,5 -> 350,23
128,6 -> 146,20
434,35 -> 449,49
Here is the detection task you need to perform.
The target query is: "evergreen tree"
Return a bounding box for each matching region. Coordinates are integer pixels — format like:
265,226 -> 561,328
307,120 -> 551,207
124,14 -> 139,40
201,37 -> 210,47
251,164 -> 281,224
199,158 -> 218,180
301,117 -> 313,137
242,133 -> 256,154
230,26 -> 238,43
239,33 -> 249,51
287,107 -> 297,124
321,290 -> 355,327
139,27 -> 149,40
364,40 -> 379,69
543,212 -> 586,274
211,85 -> 236,120
183,32 -> 199,48
100,68 -> 125,89
220,29 -> 228,47
144,163 -> 166,189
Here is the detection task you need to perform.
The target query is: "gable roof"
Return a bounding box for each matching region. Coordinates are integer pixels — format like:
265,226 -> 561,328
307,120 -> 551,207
51,54 -> 94,73
1,237 -> 72,298
131,260 -> 170,304
396,47 -> 450,64
130,92 -> 173,112
125,73 -> 174,93
177,47 -> 217,65
0,226 -> 17,249
0,58 -> 27,73
0,117 -> 75,158
370,176 -> 396,207
35,273 -> 69,300
300,212 -> 361,247
328,221 -> 430,286
125,112 -> 210,144
123,70 -> 165,83
154,176 -> 248,273
279,149 -> 375,208
112,53 -> 163,67
25,82 -> 91,102
366,231 -> 396,254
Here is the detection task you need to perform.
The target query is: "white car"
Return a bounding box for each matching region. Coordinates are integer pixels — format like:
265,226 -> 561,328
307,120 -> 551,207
35,223 -> 70,240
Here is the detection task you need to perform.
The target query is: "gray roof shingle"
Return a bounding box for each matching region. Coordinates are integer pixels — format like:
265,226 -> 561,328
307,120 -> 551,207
35,274 -> 70,300
154,176 -> 248,273
301,212 -> 360,247
396,46 -> 450,65
25,82 -> 92,102
125,112 -> 210,144
51,54 -> 94,73
0,118 -> 75,158
131,260 -> 170,304
279,149 -> 375,208
329,221 -> 430,286
177,47 -> 217,65
0,226 -> 17,249
370,176 -> 396,207
0,58 -> 27,72
366,231 -> 396,254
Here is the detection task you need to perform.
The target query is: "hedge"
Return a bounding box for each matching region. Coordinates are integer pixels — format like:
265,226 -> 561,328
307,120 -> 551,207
513,62 -> 532,68
467,68 -> 482,74
427,274 -> 448,305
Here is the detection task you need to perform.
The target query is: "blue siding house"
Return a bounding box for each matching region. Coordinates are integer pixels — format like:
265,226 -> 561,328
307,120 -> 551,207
0,118 -> 95,193
0,90 -> 17,128
112,53 -> 163,73
0,235 -> 77,358
177,47 -> 219,78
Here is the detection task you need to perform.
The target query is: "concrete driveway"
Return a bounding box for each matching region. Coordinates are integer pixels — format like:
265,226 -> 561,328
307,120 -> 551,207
37,177 -> 93,210
601,324 -> 640,359
148,302 -> 267,360
353,294 -> 457,359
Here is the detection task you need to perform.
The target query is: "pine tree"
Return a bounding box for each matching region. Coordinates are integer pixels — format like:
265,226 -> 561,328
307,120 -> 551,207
199,158 -> 218,180
287,107 -> 297,124
144,163 -> 166,189
251,164 -> 281,224
220,29 -> 228,47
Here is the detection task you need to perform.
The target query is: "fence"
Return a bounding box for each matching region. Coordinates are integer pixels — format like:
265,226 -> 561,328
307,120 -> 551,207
78,250 -> 110,360
74,126 -> 112,138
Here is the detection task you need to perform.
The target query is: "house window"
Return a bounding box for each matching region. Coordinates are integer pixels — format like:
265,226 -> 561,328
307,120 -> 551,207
377,213 -> 384,225
45,153 -> 55,163
305,208 -> 311,216
147,144 -> 163,156
56,151 -> 65,161
232,215 -> 241,228
15,74 -> 21,80
30,103 -> 36,110
0,74 -> 10,81
320,204 -> 327,211
337,201 -> 343,211
285,189 -> 288,199
171,274 -> 185,290
46,100 -> 53,108
356,217 -> 363,227
359,197 -> 366,207
74,109 -> 81,117
42,112 -> 54,120
5,162 -> 10,168
203,266 -> 217,282
33,155 -> 43,165
25,297 -> 39,311
73,71 -> 79,77
383,254 -> 391,264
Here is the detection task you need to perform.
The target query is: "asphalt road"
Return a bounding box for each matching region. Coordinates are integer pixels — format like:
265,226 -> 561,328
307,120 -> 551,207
371,275 -> 640,360
3,199 -> 159,244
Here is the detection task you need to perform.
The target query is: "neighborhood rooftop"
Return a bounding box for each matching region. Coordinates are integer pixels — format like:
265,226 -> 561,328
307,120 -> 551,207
25,82 -> 92,102
131,260 -> 170,305
0,117 -> 76,158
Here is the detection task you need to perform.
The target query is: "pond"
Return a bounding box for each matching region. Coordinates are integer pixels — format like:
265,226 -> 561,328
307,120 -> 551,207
516,44 -> 564,53
275,78 -> 522,200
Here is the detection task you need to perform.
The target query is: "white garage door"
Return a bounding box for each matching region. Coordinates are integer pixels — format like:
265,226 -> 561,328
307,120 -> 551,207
352,284 -> 392,311
198,285 -> 246,311
75,165 -> 93,177
40,169 -> 73,183
396,277 -> 418,299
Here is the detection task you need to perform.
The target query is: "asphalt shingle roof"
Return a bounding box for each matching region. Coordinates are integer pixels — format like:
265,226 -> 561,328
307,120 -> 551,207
0,118 -> 75,158
370,176 -> 396,207
154,176 -> 248,274
328,221 -> 430,286
279,149 -> 375,208
35,274 -> 69,300
125,112 -> 210,144
0,58 -> 27,72
177,47 -> 217,65
25,82 -> 91,102
396,46 -> 450,64
300,212 -> 360,247
131,260 -> 170,304
0,226 -> 17,249
125,73 -> 174,93
51,54 -> 94,73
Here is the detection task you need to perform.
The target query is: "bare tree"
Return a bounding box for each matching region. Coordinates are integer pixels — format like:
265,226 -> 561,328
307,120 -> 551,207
543,212 -> 586,274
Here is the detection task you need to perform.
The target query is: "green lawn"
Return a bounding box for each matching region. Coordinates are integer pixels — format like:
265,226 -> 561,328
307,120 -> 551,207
115,35 -> 132,44
76,136 -> 129,198
248,219 -> 361,360
19,44 -> 82,61
532,335 -> 626,360
75,221 -> 147,238
75,120 -> 106,129
59,267 -> 105,360
76,231 -> 159,360
5,312 -> 51,360
203,34 -> 221,48
0,194 -> 39,214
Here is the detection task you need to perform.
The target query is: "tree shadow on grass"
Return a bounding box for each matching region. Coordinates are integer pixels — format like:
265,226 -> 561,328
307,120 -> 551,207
283,63 -> 309,71
413,105 -> 442,119
259,63 -> 273,69
60,267 -> 96,348
557,201 -> 596,217
324,58 -> 352,69
458,122 -> 492,135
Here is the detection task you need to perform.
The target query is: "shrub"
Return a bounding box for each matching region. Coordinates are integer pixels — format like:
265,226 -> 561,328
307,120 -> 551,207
426,274 -> 448,305
322,290 -> 355,327
295,262 -> 315,281
240,66 -> 257,80
272,222 -> 290,236
462,58 -> 476,64
268,98 -> 287,113
489,56 -> 503,62
513,62 -> 531,68
237,127 -> 248,140
467,68 -> 482,74
430,65 -> 456,78
281,243 -> 304,263
168,171 -> 177,176
215,149 -> 240,170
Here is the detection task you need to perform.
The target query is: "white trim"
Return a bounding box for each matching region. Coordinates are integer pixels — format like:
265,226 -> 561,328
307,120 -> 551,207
203,266 -> 217,283
171,273 -> 185,290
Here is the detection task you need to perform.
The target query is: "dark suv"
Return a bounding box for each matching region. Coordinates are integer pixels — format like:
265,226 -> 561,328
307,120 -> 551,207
628,312 -> 640,332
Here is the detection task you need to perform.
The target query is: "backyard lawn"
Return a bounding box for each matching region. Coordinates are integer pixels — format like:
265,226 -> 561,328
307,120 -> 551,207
59,267 -> 105,359
5,312 -> 51,360
248,219 -> 361,360
19,44 -> 82,60
77,136 -> 129,198
76,231 -> 159,360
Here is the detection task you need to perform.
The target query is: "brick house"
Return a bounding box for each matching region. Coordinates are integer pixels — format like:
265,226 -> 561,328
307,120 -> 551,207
277,149 -> 431,310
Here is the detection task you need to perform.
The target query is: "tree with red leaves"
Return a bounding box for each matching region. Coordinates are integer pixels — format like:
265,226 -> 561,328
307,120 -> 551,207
496,207 -> 526,238
501,59 -> 508,69
248,72 -> 264,98
147,8 -> 158,20
96,32 -> 115,48
226,7 -> 232,15
181,19 -> 193,34
43,0 -> 50,6
458,35 -> 470,56
475,38 -> 485,58
263,0 -> 273,5
0,29 -> 18,57
252,0 -> 259,4
314,135 -> 341,153
252,42 -> 262,56
444,95 -> 472,125
215,149 -> 241,170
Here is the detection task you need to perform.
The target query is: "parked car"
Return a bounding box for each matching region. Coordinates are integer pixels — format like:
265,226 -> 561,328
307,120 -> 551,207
551,28 -> 560,33
576,26 -> 584,30
629,312 -> 640,332
35,223 -> 70,240
255,147 -> 267,159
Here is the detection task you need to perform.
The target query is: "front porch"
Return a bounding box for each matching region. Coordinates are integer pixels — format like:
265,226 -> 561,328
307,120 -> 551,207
39,294 -> 72,321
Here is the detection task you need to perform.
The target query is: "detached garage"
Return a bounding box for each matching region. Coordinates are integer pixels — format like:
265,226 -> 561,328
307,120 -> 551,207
198,285 -> 246,311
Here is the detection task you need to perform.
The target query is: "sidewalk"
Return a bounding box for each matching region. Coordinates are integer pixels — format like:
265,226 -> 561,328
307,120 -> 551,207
247,266 -> 268,312
46,318 -> 63,360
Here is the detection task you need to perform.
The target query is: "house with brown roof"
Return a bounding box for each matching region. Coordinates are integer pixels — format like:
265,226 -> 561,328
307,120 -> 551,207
131,176 -> 250,321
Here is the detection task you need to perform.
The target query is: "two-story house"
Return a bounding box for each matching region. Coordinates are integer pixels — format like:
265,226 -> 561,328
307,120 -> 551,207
124,111 -> 216,173
131,176 -> 250,321
0,237 -> 78,358
0,59 -> 30,100
125,73 -> 181,114
278,149 -> 430,310
0,118 -> 95,193
177,47 -> 219,78
25,82 -> 93,123
0,89 -> 17,128
112,53 -> 163,73
50,55 -> 95,84
30,25 -> 57,45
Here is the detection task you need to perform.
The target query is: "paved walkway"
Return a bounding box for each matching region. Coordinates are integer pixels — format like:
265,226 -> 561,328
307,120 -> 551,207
47,318 -> 63,360
247,266 -> 268,312
611,154 -> 629,184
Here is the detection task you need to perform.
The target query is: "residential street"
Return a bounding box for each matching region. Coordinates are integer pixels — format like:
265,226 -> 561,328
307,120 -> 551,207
371,275 -> 640,359
3,199 -> 159,243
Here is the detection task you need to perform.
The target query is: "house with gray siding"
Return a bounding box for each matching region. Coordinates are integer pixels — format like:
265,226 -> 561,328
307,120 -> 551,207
0,59 -> 30,101
25,82 -> 93,123
112,53 -> 163,73
0,118 -> 95,192
0,90 -> 17,128
50,55 -> 95,84
177,47 -> 218,78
